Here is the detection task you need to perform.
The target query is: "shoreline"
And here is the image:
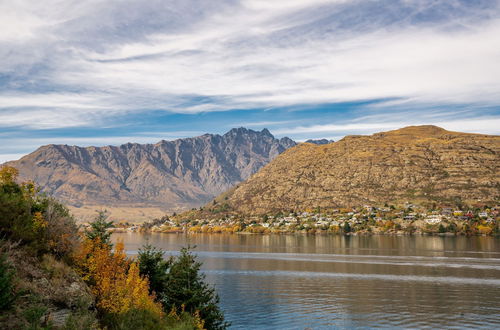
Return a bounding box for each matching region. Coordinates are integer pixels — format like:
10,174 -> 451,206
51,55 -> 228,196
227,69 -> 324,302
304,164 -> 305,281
112,228 -> 499,238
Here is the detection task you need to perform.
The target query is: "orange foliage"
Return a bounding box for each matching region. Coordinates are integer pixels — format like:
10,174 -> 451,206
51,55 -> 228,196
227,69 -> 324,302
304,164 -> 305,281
477,225 -> 493,235
75,238 -> 163,316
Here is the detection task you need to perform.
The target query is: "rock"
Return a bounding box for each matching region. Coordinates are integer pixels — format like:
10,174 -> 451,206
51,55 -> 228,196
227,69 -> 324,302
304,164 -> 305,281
48,309 -> 72,328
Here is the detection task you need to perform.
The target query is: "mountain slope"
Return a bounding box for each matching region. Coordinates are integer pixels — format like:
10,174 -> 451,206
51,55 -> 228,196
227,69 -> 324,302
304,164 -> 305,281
6,128 -> 295,219
213,126 -> 499,214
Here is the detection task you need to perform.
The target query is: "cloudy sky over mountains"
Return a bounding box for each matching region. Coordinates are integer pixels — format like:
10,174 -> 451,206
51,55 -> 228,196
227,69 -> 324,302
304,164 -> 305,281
1,0 -> 499,162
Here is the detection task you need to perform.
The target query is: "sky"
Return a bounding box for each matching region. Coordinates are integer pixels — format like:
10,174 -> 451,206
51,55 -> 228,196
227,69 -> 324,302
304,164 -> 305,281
1,0 -> 500,163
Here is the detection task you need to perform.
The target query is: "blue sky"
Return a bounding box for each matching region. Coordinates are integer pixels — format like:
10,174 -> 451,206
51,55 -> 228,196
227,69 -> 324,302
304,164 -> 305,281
1,0 -> 499,162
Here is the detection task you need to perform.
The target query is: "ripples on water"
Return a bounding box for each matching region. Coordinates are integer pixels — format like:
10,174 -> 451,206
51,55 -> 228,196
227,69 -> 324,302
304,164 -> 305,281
115,234 -> 500,329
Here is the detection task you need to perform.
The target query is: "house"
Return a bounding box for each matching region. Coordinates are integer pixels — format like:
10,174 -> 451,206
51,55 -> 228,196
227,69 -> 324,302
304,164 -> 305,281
441,208 -> 453,215
425,215 -> 442,224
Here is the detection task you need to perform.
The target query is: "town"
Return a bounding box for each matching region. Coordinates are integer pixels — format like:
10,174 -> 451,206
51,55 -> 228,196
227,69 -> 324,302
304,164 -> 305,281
107,203 -> 500,236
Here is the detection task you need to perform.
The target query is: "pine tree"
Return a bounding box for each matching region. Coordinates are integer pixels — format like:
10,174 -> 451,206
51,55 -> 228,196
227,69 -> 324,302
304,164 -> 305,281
162,246 -> 228,330
85,211 -> 114,246
137,243 -> 171,297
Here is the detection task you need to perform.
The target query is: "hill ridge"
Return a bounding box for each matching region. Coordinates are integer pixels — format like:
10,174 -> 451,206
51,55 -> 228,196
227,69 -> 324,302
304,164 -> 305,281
207,125 -> 499,215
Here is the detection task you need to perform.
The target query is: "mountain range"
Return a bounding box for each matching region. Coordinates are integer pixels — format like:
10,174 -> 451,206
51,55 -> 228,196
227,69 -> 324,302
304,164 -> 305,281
5,128 -> 295,220
207,126 -> 499,215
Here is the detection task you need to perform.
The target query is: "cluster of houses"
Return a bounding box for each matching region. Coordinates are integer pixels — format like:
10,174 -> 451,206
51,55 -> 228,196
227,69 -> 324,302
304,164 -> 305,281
125,204 -> 499,234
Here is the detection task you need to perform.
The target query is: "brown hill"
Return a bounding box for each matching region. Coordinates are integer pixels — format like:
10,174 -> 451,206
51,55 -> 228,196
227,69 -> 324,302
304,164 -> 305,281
211,125 -> 499,215
5,128 -> 295,220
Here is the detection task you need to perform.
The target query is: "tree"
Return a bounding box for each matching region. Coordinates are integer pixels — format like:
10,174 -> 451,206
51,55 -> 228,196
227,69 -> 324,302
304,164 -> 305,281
0,166 -> 18,185
138,243 -> 171,298
85,211 -> 114,246
162,246 -> 228,330
75,238 -> 163,319
343,222 -> 351,233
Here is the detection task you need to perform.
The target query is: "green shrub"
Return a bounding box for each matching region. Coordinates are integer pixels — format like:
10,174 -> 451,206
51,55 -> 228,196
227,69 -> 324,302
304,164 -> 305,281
0,166 -> 80,258
100,308 -> 201,330
0,252 -> 16,311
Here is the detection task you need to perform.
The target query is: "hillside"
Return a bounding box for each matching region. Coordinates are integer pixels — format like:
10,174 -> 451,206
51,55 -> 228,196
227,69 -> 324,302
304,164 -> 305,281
5,128 -> 295,220
209,126 -> 499,215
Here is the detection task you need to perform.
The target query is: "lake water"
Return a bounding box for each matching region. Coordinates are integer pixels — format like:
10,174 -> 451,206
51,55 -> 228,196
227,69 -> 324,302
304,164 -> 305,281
113,233 -> 500,329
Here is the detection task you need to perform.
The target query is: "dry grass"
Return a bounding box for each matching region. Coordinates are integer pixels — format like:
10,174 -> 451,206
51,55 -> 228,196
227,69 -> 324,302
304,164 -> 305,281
68,205 -> 167,223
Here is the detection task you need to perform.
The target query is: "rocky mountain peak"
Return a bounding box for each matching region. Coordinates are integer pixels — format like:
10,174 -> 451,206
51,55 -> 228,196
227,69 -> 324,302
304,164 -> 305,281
6,128 -> 296,221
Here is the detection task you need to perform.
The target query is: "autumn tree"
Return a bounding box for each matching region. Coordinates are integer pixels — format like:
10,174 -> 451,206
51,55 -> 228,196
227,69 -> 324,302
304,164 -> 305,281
75,238 -> 163,323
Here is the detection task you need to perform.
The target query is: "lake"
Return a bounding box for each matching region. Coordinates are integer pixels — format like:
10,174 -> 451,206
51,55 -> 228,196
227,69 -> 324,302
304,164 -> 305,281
113,233 -> 500,329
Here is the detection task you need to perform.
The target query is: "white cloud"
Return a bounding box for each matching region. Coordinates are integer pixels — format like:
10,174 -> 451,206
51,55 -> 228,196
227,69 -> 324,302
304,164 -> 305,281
0,0 -> 499,129
274,117 -> 500,138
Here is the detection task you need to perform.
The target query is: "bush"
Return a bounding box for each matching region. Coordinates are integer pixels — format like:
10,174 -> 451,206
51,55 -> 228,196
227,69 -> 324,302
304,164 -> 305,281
0,172 -> 36,244
0,166 -> 80,258
0,252 -> 16,311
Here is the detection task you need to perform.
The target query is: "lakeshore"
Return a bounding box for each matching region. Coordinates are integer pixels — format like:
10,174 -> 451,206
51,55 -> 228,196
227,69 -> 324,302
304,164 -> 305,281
100,204 -> 500,237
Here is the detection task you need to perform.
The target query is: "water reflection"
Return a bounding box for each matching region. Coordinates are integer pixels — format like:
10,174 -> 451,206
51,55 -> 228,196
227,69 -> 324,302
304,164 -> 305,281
114,233 -> 500,329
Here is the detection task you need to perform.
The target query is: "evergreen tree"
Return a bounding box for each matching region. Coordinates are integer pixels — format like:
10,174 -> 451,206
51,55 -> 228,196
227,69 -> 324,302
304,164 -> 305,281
343,222 -> 351,233
137,243 -> 171,297
163,246 -> 228,330
85,211 -> 113,246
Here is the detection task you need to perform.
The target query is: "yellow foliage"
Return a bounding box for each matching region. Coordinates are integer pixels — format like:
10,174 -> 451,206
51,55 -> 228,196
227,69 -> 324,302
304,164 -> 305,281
194,310 -> 206,330
0,165 -> 18,184
32,211 -> 48,231
21,180 -> 38,199
75,238 -> 163,317
477,225 -> 493,235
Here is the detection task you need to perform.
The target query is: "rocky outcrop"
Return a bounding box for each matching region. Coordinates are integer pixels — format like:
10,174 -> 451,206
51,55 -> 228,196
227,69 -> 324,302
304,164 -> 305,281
0,243 -> 97,329
215,126 -> 499,214
305,139 -> 334,145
